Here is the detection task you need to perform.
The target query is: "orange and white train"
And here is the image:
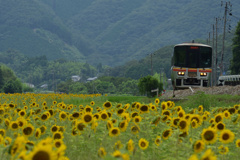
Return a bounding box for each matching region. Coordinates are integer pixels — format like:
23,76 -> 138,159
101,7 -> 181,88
171,42 -> 212,90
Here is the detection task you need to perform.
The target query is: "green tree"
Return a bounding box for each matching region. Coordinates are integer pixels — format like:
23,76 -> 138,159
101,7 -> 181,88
3,79 -> 22,93
138,75 -> 163,97
230,21 -> 240,74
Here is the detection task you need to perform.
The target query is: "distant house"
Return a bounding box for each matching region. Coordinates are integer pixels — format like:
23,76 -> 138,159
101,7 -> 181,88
40,84 -> 48,89
24,83 -> 35,88
87,77 -> 98,81
71,75 -> 81,82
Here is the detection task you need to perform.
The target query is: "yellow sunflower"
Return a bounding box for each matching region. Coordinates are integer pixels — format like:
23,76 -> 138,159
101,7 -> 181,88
219,129 -> 235,144
22,124 -> 35,138
154,136 -> 161,146
26,143 -> 56,160
98,147 -> 107,158
82,112 -> 93,124
127,139 -> 134,152
236,139 -> 240,148
162,129 -> 173,140
218,145 -> 229,155
138,138 -> 149,150
109,127 -> 120,137
201,149 -> 217,160
201,128 -> 217,144
103,101 -> 112,110
155,98 -> 160,104
193,140 -> 205,153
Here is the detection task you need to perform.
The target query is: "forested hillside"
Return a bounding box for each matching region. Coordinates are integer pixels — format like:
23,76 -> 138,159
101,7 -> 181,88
0,0 -> 239,67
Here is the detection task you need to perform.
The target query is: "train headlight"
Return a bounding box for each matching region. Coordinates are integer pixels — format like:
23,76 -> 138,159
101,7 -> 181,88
200,72 -> 207,76
178,72 -> 185,76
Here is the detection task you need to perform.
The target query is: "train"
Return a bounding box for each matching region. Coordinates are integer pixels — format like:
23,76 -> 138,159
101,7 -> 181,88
218,75 -> 240,86
171,42 -> 212,90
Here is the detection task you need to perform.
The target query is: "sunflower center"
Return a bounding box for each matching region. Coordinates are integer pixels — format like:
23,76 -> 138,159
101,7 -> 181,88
32,151 -> 50,160
140,105 -> 148,112
101,114 -> 107,119
215,116 -> 222,123
222,133 -> 229,140
104,102 -> 111,108
217,123 -> 224,130
163,130 -> 170,137
84,115 -> 92,123
112,129 -> 118,135
12,123 -> 18,129
23,127 -> 33,135
179,121 -> 187,129
196,142 -> 201,149
41,114 -> 48,120
140,141 -> 146,147
204,131 -> 214,141
53,133 -> 61,139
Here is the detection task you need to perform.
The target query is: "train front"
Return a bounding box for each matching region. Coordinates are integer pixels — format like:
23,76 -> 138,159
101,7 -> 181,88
171,43 -> 212,90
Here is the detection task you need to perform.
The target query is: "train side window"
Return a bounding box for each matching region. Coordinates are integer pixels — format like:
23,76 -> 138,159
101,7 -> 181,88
200,47 -> 212,68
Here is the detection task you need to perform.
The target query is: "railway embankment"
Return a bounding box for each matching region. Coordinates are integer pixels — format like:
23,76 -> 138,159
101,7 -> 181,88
161,85 -> 240,99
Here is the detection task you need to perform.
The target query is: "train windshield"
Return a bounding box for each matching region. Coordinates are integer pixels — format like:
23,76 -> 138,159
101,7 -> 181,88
173,46 -> 212,68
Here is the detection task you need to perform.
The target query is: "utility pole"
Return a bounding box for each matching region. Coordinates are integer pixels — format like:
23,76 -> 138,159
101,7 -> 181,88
212,24 -> 215,86
151,53 -> 153,76
215,18 -> 218,86
220,2 -> 228,76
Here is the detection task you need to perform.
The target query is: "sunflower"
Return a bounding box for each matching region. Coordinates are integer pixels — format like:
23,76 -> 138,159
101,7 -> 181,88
53,139 -> 64,149
215,122 -> 225,131
40,112 -> 49,121
154,136 -> 161,146
236,139 -> 240,148
85,105 -> 93,113
90,101 -> 95,106
40,125 -> 47,135
82,112 -> 93,124
51,125 -> 59,133
4,136 -> 12,146
35,128 -> 42,139
10,136 -> 26,156
9,121 -> 19,131
201,149 -> 217,160
22,124 -> 34,137
190,114 -> 202,126
201,128 -> 217,144
0,129 -> 6,137
188,154 -> 198,160
162,129 -> 173,140
214,113 -> 223,123
75,121 -> 86,132
109,127 -> 120,137
191,119 -> 199,129
71,127 -> 78,136
218,145 -> 229,155
131,125 -> 140,134
223,110 -> 231,119
133,116 -> 142,123
172,117 -> 180,128
178,110 -> 185,118
139,105 -> 149,113
53,131 -> 64,140
138,138 -> 149,150
106,120 -> 113,130
26,143 -> 55,160
18,110 -> 26,117
72,112 -> 81,119
98,147 -> 107,158
162,110 -> 171,116
59,111 -> 68,121
103,101 -> 112,110
118,120 -> 128,132
127,139 -> 134,152
100,111 -> 109,121
198,105 -> 204,113
131,112 -> 139,118
178,119 -> 189,132
155,98 -> 160,104
219,129 -> 235,144
193,140 -> 205,153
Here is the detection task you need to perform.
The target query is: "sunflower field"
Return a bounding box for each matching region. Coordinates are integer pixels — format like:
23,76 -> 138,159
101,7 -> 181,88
0,93 -> 240,160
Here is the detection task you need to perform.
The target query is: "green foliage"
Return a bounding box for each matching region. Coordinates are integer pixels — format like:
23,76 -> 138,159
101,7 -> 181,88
230,21 -> 240,74
3,79 -> 22,93
138,75 -> 163,97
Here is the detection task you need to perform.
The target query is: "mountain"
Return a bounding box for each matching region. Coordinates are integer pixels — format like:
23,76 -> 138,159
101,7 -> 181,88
0,0 -> 240,67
